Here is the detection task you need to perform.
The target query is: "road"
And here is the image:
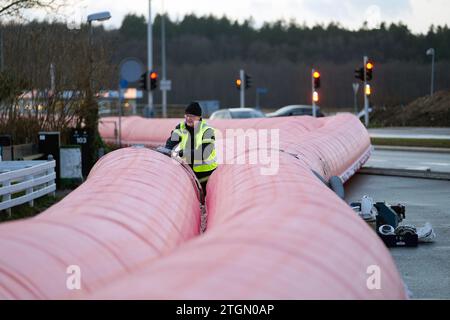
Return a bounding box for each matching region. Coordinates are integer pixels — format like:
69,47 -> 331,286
345,174 -> 450,299
369,127 -> 450,140
365,149 -> 450,173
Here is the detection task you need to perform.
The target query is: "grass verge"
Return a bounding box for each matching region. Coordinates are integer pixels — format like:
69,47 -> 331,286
371,137 -> 450,149
0,191 -> 70,224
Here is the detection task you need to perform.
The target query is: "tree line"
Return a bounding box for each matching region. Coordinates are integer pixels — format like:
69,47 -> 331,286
118,13 -> 450,110
2,13 -> 450,120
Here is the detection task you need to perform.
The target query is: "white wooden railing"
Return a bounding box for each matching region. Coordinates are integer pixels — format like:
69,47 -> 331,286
0,160 -> 56,215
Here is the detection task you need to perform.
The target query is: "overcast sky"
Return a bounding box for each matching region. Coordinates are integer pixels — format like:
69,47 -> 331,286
27,0 -> 450,34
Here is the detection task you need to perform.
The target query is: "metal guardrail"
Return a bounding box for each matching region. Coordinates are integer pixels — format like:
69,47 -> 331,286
0,159 -> 56,215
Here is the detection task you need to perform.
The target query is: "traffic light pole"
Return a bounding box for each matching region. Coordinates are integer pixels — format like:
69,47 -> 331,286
312,68 -> 317,118
147,0 -> 153,118
353,83 -> 359,115
364,56 -> 369,127
161,9 -> 167,118
240,69 -> 245,108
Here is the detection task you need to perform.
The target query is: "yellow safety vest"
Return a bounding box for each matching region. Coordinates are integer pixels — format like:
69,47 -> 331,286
173,120 -> 218,173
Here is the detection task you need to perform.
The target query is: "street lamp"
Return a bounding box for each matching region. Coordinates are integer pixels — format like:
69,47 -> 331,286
85,11 -> 111,170
426,48 -> 435,96
87,11 -> 112,23
87,11 -> 111,89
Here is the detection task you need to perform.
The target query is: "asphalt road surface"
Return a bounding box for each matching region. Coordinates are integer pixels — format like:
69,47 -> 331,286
345,174 -> 450,299
365,149 -> 450,173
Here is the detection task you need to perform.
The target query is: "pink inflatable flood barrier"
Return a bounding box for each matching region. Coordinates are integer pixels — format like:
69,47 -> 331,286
0,114 -> 406,299
84,114 -> 404,299
0,147 -> 201,299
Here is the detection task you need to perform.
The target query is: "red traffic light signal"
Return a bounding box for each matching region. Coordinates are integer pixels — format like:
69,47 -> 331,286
313,71 -> 321,89
366,61 -> 374,81
149,71 -> 158,90
236,79 -> 242,90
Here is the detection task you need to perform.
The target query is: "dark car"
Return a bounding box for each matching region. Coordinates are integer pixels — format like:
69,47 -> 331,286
210,108 -> 266,120
266,105 -> 325,118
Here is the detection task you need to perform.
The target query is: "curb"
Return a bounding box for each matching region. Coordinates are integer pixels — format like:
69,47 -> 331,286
359,167 -> 450,181
373,145 -> 450,154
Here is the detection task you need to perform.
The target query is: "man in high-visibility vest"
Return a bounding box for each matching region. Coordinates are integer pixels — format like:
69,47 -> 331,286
165,102 -> 218,192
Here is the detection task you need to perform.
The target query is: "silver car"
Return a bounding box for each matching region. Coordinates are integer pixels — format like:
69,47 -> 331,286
210,108 -> 266,120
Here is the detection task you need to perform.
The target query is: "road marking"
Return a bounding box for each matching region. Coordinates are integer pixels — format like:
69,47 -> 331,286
424,162 -> 450,167
404,167 -> 431,171
370,134 -> 450,140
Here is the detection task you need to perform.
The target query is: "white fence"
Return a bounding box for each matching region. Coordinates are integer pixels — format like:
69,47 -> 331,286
0,160 -> 56,214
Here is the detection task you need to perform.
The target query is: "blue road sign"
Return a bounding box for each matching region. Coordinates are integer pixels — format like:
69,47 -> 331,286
120,79 -> 128,89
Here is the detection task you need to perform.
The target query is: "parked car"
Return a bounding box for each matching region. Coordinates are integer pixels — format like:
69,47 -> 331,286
266,105 -> 325,118
210,108 -> 266,120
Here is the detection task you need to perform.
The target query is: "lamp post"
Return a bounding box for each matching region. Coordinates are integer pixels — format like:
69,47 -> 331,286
87,11 -> 111,91
147,0 -> 154,118
426,48 -> 435,96
161,2 -> 167,118
85,11 -> 111,169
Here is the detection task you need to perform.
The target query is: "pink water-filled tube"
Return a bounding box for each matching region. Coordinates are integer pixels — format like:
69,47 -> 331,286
0,114 -> 406,299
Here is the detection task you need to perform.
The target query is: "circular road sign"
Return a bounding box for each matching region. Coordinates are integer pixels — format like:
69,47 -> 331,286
119,58 -> 144,83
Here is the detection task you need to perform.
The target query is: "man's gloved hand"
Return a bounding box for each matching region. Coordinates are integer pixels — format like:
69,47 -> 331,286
156,146 -> 172,157
178,150 -> 184,158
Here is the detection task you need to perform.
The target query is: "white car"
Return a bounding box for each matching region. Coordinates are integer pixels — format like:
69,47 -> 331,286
210,108 -> 266,120
266,105 -> 325,118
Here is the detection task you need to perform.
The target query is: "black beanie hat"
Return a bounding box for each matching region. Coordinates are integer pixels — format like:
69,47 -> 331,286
185,102 -> 202,117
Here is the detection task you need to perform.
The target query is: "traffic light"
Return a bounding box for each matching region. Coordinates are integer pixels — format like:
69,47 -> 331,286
236,79 -> 242,90
245,73 -> 252,89
355,68 -> 364,81
366,61 -> 374,81
149,71 -> 158,90
365,84 -> 372,96
139,72 -> 148,90
313,71 -> 321,89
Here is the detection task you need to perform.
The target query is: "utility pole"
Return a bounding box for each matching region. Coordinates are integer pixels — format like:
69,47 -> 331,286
312,69 -> 316,117
147,0 -> 153,118
50,63 -> 56,93
161,4 -> 168,118
426,48 -> 435,96
364,56 -> 369,127
88,20 -> 93,92
352,83 -> 359,115
312,69 -> 320,117
240,69 -> 245,108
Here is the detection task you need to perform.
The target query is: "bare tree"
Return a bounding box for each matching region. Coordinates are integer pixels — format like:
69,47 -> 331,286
0,20 -> 114,148
0,0 -> 66,17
